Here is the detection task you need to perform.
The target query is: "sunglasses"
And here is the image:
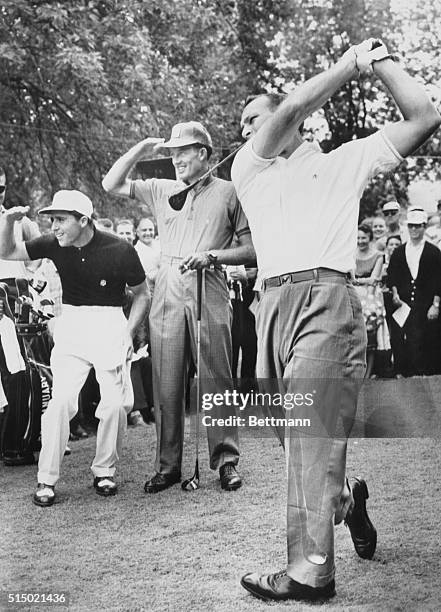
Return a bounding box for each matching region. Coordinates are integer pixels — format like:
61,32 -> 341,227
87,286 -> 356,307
407,223 -> 424,228
0,185 -> 6,194
383,210 -> 398,216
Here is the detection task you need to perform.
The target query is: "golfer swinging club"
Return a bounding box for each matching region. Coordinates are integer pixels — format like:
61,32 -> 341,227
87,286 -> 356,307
0,190 -> 150,506
231,39 -> 440,601
103,121 -> 255,493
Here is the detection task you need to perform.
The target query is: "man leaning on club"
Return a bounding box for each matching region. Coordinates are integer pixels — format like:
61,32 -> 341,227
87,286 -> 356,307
102,122 -> 255,493
230,39 -> 440,602
0,190 -> 150,506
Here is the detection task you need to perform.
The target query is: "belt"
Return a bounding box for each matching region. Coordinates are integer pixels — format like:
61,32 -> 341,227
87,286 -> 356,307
262,267 -> 350,290
161,254 -> 184,264
160,254 -> 222,270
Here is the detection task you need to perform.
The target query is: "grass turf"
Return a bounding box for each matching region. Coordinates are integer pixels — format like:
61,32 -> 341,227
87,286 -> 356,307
1,380 -> 440,611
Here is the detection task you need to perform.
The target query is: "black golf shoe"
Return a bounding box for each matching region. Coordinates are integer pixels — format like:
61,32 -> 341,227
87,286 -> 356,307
241,570 -> 335,602
33,483 -> 55,507
219,463 -> 242,491
93,476 -> 118,497
345,478 -> 377,559
144,472 -> 181,494
4,452 -> 36,466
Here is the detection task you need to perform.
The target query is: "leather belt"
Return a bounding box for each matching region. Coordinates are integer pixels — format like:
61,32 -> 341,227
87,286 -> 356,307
160,253 -> 222,270
262,267 -> 349,290
161,254 -> 184,263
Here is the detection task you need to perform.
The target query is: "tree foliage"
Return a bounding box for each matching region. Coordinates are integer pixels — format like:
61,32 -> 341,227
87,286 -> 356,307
0,0 -> 440,220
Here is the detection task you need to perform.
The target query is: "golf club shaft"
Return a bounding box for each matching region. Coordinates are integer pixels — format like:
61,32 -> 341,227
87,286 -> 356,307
191,143 -> 243,190
195,319 -> 201,463
194,268 -> 203,468
169,143 -> 244,210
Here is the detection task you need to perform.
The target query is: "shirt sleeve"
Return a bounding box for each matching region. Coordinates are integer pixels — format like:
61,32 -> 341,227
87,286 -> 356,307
231,140 -> 276,201
333,129 -> 403,186
21,217 -> 40,241
129,178 -> 156,215
228,192 -> 251,239
386,248 -> 400,289
25,234 -> 57,261
123,243 -> 147,287
130,177 -> 180,220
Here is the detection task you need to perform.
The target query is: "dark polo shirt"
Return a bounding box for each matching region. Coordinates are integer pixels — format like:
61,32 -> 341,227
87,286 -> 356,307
26,229 -> 146,307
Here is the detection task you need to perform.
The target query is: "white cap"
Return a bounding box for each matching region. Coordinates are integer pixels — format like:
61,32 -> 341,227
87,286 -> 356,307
382,201 -> 400,212
38,190 -> 93,219
406,208 -> 428,225
163,121 -> 212,149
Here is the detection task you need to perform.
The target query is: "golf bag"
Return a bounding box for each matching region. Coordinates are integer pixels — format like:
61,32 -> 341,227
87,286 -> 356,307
0,279 -> 52,465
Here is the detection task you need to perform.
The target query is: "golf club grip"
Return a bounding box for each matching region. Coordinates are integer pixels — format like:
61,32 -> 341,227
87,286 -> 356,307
196,268 -> 202,321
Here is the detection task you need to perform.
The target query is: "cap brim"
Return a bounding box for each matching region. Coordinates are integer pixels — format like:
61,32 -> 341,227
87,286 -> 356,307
38,206 -> 91,218
38,206 -> 58,215
162,138 -> 203,148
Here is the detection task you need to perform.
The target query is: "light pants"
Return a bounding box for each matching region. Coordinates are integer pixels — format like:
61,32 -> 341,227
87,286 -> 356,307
37,306 -> 133,487
256,274 -> 366,588
150,262 -> 239,475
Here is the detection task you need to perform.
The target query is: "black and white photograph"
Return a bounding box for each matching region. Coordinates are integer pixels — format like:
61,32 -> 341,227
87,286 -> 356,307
1,1 -> 441,610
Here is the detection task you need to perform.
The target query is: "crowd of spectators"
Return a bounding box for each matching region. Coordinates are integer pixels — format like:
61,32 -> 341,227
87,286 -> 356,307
356,200 -> 441,377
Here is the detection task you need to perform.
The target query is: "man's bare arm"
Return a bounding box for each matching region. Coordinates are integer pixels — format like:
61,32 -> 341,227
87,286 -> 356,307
126,280 -> 150,341
21,216 -> 42,272
0,207 -> 32,261
251,42 -> 376,159
374,60 -> 441,157
102,138 -> 165,196
179,233 -> 256,272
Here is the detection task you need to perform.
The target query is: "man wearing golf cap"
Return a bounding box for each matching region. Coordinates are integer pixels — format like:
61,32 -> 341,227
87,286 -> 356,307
0,190 -> 150,506
382,200 -> 409,242
387,207 -> 441,376
231,38 -> 440,601
103,121 -> 255,493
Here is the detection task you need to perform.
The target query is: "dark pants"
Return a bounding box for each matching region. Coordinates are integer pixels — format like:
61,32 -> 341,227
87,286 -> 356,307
390,309 -> 441,376
231,297 -> 257,380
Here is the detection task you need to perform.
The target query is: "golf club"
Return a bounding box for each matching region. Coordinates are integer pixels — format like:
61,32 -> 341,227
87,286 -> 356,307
182,268 -> 203,491
169,143 -> 244,211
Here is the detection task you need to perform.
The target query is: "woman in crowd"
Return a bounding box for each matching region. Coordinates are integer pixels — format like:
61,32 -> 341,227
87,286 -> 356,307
372,215 -> 388,252
355,224 -> 385,377
381,234 -> 402,376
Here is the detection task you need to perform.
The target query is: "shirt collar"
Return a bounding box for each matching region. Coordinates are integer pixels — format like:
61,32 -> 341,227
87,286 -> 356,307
76,225 -> 98,250
407,238 -> 425,249
193,173 -> 213,196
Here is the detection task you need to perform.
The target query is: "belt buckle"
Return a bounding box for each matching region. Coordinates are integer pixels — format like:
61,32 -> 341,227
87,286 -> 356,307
280,273 -> 291,285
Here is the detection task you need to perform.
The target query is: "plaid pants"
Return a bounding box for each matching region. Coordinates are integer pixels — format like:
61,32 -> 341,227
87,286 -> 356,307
149,262 -> 239,475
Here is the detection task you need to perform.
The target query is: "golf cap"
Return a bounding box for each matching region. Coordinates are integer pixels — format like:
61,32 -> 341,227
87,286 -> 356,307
382,201 -> 400,213
406,208 -> 428,225
163,121 -> 212,150
38,190 -> 93,219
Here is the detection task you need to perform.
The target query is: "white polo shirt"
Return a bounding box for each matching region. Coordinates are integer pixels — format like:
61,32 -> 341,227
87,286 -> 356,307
135,239 -> 160,285
231,130 -> 402,284
405,238 -> 425,279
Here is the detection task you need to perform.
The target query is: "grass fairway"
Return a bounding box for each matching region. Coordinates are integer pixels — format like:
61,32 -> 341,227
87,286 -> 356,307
1,378 -> 441,611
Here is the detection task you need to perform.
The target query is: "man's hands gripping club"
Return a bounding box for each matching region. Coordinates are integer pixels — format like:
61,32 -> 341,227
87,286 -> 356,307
179,251 -> 214,273
344,38 -> 397,75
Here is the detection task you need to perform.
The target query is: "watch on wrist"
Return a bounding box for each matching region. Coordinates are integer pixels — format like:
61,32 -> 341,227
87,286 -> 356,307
371,53 -> 400,72
207,251 -> 218,267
